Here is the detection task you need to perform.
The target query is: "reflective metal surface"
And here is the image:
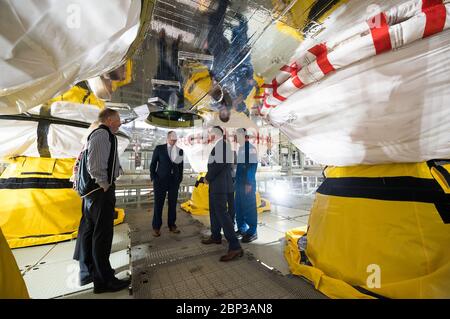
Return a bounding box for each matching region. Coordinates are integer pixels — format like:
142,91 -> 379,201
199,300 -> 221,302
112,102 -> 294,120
110,0 -> 347,156
113,0 -> 347,114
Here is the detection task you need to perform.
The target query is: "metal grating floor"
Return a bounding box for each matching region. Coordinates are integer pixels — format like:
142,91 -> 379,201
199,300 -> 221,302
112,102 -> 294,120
128,205 -> 327,299
132,248 -> 326,299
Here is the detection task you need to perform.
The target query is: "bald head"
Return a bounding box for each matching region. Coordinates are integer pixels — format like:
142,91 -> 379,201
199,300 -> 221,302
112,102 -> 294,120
167,131 -> 177,146
98,108 -> 121,133
208,126 -> 224,143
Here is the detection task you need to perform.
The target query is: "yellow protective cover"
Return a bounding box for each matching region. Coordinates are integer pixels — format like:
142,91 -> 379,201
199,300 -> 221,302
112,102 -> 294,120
430,164 -> 450,194
0,227 -> 29,299
181,173 -> 271,215
273,0 -> 348,40
111,60 -> 133,92
244,74 -> 265,112
0,157 -> 125,248
285,162 -> 450,299
184,64 -> 261,112
184,66 -> 213,107
47,85 -> 104,108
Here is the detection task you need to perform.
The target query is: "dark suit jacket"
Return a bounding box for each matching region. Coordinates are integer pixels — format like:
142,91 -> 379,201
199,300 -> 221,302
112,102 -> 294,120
150,144 -> 184,185
205,138 -> 234,194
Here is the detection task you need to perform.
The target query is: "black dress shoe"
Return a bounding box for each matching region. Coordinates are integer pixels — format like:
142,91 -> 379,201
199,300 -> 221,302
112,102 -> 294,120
79,276 -> 93,286
93,278 -> 130,294
241,233 -> 258,243
80,268 -> 115,286
219,249 -> 244,262
152,229 -> 161,237
201,237 -> 222,245
169,226 -> 180,234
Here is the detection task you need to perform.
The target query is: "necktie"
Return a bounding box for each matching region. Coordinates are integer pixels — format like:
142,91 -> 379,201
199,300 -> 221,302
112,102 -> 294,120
169,146 -> 174,174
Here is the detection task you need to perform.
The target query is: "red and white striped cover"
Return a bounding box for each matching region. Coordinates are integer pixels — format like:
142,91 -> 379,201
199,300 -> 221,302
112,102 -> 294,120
259,0 -> 450,115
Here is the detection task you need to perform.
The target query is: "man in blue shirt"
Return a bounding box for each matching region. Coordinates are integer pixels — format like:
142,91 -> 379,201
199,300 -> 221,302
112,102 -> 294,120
204,1 -> 255,116
235,128 -> 258,243
221,13 -> 255,113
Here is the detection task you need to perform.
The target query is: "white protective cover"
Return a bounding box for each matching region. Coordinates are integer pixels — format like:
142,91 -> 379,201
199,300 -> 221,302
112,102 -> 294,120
0,120 -> 39,158
48,124 -> 129,158
0,0 -> 140,115
181,111 -> 274,172
0,102 -> 129,159
264,0 -> 450,166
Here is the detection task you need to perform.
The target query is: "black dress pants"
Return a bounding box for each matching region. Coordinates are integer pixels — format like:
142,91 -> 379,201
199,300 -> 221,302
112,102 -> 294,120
74,185 -> 115,286
152,178 -> 179,230
209,192 -> 241,251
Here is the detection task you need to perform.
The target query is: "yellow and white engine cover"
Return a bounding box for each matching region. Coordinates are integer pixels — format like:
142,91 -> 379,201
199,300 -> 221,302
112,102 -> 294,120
0,156 -> 125,249
285,161 -> 450,299
181,173 -> 271,216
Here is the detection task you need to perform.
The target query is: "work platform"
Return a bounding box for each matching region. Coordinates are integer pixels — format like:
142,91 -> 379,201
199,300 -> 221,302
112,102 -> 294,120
13,201 -> 326,299
128,204 -> 325,299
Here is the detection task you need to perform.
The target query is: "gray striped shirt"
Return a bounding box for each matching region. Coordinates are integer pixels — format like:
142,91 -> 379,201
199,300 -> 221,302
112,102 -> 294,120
87,128 -> 120,190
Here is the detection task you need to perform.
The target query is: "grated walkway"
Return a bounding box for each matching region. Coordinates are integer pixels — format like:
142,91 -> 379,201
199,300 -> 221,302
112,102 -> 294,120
127,205 -> 326,299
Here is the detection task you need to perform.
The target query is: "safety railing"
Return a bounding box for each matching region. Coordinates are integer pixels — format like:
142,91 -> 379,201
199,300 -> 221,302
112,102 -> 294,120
114,171 -> 323,209
115,174 -> 197,207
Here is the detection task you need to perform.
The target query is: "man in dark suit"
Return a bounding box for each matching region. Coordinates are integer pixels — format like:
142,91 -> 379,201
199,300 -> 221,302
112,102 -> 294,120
201,126 -> 243,262
150,131 -> 184,237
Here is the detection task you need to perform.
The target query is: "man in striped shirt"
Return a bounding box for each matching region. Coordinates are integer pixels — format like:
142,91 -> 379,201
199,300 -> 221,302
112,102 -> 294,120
74,108 -> 130,294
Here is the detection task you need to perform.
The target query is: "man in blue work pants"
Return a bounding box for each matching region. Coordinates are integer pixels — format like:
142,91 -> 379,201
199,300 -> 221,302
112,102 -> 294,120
235,128 -> 258,243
